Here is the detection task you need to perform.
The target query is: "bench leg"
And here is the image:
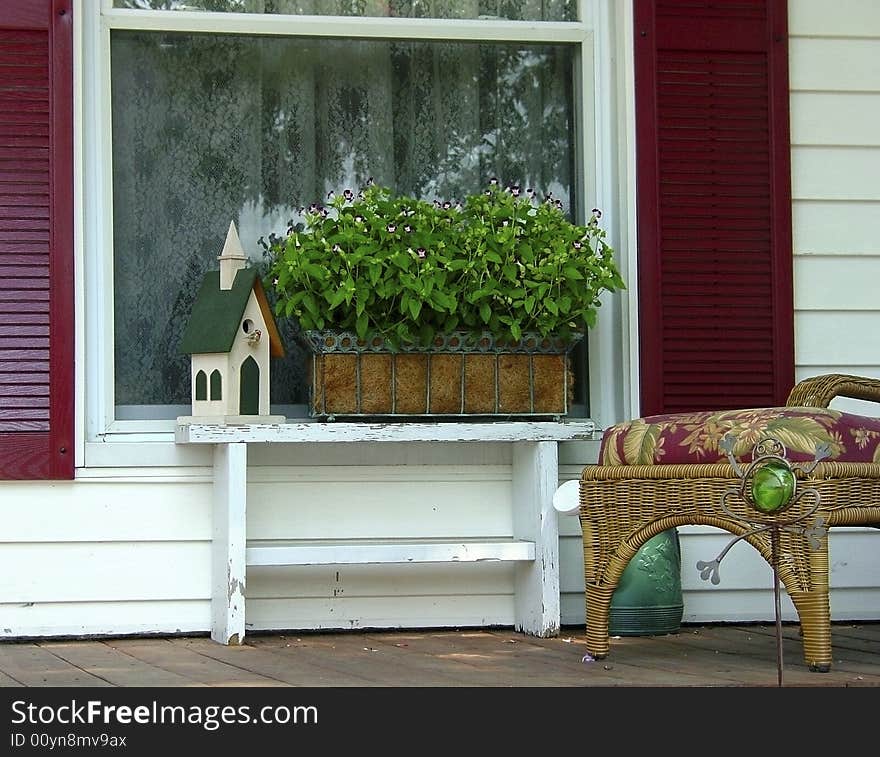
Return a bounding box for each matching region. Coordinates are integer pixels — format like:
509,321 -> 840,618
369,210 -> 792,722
512,441 -> 560,637
211,442 -> 247,645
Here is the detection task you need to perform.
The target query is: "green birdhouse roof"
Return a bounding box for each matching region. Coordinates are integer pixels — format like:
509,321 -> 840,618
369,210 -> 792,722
179,267 -> 284,357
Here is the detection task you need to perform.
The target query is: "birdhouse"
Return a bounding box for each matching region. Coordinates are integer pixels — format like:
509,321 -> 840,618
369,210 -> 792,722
177,221 -> 285,424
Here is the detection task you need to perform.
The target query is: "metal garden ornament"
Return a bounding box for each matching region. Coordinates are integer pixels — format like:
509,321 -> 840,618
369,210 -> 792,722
696,434 -> 830,686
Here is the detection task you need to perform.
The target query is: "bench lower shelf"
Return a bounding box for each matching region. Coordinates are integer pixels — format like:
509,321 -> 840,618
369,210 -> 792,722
246,538 -> 536,566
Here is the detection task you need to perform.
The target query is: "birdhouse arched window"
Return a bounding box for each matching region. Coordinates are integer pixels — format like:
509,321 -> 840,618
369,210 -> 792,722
210,369 -> 222,400
195,370 -> 207,401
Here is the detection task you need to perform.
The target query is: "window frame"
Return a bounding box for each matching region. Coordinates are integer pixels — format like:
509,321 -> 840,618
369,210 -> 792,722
77,0 -> 627,466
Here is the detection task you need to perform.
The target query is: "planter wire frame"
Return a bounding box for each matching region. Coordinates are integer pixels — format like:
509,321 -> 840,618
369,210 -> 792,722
303,330 -> 582,419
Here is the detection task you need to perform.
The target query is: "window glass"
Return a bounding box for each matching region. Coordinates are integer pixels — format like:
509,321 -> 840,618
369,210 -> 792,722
112,0 -> 576,22
110,31 -> 576,416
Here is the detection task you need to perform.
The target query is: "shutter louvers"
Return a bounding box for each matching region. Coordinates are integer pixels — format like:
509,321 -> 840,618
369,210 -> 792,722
0,1 -> 73,479
636,0 -> 793,416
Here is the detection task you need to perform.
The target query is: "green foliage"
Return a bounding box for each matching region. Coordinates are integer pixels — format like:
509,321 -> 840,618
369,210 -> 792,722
265,181 -> 625,348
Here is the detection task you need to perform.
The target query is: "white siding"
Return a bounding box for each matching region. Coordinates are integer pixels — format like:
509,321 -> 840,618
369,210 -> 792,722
559,0 -> 880,633
787,0 -> 880,437
5,1 -> 880,643
791,1 -> 880,390
1,448 -> 535,638
4,445 -> 879,638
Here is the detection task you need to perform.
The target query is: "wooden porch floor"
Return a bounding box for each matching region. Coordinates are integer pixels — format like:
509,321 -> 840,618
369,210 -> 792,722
1,623 -> 879,687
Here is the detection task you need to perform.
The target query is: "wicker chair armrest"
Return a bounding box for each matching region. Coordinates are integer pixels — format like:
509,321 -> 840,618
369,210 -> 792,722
785,373 -> 880,409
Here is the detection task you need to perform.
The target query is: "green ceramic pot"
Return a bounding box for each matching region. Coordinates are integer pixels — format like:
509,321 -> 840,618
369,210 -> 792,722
609,528 -> 684,636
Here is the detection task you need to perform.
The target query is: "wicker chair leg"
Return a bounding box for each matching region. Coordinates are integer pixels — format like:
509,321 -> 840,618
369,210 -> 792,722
584,584 -> 615,659
792,543 -> 833,672
792,590 -> 833,672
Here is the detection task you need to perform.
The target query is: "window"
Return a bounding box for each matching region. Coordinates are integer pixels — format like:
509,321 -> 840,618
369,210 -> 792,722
210,369 -> 222,400
195,370 -> 207,400
86,1 -> 603,429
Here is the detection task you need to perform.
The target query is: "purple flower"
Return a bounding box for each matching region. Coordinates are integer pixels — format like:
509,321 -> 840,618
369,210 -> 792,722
592,207 -> 603,219
442,201 -> 452,210
403,224 -> 412,233
343,189 -> 354,201
417,247 -> 427,259
387,224 -> 397,233
509,185 -> 521,197
489,177 -> 498,185
573,241 -> 583,250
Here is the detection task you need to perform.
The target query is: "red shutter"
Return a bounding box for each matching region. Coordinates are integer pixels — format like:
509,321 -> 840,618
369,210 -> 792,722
0,0 -> 73,479
635,0 -> 793,416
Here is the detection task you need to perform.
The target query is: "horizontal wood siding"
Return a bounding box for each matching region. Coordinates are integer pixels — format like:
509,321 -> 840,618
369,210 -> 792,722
0,463 -> 523,637
790,1 -> 880,393
1,449 -> 878,637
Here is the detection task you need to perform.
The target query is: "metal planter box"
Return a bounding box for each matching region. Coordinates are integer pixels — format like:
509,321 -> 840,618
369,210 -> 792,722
304,330 -> 581,419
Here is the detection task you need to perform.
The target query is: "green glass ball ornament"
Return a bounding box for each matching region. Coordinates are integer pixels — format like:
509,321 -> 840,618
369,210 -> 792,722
750,460 -> 796,513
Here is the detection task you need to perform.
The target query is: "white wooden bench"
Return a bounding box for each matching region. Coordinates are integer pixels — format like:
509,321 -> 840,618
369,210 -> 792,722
175,420 -> 595,644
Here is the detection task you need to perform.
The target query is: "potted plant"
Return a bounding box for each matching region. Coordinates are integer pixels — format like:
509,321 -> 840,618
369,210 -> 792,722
265,179 -> 625,418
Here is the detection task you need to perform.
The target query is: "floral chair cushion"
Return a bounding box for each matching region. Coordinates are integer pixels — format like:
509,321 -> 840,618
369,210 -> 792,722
599,406 -> 880,466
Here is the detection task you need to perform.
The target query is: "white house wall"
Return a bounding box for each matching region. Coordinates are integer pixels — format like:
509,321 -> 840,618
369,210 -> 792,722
4,445 -> 877,639
790,0 -> 880,398
559,0 -> 880,628
1,446 -> 534,638
3,0 -> 880,641
786,0 -> 880,612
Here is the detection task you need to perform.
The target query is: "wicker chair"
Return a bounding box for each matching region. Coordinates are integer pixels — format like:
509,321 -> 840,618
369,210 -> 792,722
578,374 -> 880,672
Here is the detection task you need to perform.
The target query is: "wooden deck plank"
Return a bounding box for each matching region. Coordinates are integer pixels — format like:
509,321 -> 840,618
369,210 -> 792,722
1,625 -> 877,687
0,668 -> 23,686
245,633 -> 462,686
356,629 -> 619,687
492,628 -> 770,686
249,632 -> 471,687
747,622 -> 880,655
731,624 -> 880,681
633,627 -> 846,686
37,640 -> 202,688
605,625 -> 880,686
361,630 -> 552,686
0,642 -> 112,687
365,629 -> 716,687
108,638 -> 283,686
174,636 -> 375,687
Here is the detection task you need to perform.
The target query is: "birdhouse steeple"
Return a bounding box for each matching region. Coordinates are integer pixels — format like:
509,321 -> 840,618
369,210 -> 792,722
218,220 -> 248,290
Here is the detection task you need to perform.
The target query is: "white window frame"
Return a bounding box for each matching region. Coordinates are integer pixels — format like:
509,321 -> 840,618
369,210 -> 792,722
75,0 -> 634,468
